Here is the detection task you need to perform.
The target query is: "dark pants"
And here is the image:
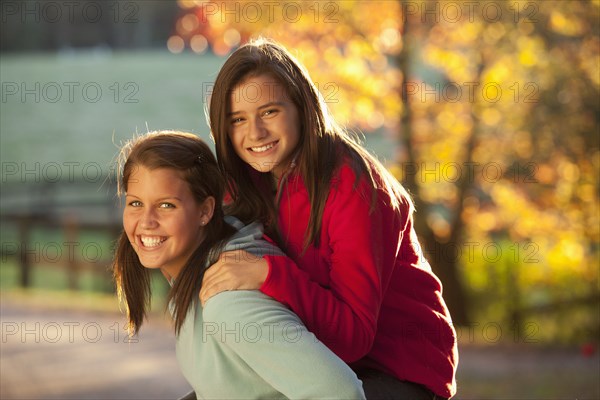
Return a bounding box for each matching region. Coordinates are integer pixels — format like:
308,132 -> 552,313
357,368 -> 443,400
178,369 -> 444,400
177,391 -> 196,400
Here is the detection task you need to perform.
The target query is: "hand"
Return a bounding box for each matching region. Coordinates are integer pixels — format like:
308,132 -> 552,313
199,250 -> 269,307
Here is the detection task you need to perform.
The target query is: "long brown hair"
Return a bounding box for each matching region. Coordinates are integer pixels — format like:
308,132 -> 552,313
209,38 -> 412,249
112,131 -> 236,335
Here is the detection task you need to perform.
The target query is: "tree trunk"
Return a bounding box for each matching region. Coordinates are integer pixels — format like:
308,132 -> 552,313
397,2 -> 470,324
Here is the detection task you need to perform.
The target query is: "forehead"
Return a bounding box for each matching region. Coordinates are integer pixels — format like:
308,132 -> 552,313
127,166 -> 188,191
230,74 -> 288,105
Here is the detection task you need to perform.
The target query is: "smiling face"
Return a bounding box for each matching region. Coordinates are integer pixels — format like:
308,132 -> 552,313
228,74 -> 301,180
123,166 -> 212,280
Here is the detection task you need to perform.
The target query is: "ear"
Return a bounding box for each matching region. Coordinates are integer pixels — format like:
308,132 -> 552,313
198,196 -> 216,226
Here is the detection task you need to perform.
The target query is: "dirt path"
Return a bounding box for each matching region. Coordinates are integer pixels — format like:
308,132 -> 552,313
1,301 -> 191,400
456,342 -> 599,399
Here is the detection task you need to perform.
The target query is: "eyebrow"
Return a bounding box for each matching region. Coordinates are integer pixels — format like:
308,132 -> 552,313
156,197 -> 182,202
125,194 -> 182,202
228,101 -> 285,116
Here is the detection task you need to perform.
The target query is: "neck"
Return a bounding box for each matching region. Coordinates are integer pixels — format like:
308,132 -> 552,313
271,152 -> 299,182
160,267 -> 174,282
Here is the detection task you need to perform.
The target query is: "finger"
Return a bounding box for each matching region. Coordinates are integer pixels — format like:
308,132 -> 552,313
199,273 -> 214,304
202,258 -> 222,281
200,279 -> 230,307
200,288 -> 211,307
199,275 -> 217,304
200,265 -> 231,305
201,259 -> 228,295
201,268 -> 215,288
200,283 -> 214,306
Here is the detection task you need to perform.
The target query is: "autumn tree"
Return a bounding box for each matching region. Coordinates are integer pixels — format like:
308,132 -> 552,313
172,0 -> 599,337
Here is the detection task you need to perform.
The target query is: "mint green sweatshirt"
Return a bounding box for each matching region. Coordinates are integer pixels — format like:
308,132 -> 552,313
175,217 -> 365,399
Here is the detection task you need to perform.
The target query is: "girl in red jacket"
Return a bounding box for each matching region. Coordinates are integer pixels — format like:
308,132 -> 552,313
201,38 -> 458,399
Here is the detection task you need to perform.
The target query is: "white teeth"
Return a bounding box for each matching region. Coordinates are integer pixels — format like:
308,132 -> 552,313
141,236 -> 165,247
251,142 -> 275,153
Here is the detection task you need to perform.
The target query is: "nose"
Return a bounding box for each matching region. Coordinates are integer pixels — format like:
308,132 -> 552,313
140,207 -> 159,229
248,117 -> 267,141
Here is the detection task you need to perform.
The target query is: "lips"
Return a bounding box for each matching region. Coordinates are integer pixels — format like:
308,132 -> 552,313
249,141 -> 278,153
139,235 -> 166,248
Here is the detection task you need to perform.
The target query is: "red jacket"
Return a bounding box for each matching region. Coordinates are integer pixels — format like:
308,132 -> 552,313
259,161 -> 458,398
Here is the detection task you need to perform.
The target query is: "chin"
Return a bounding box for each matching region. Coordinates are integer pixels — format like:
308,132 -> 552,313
141,263 -> 161,270
137,257 -> 162,270
250,164 -> 274,174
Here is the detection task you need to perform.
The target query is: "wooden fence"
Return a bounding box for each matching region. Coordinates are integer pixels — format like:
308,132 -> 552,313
1,178 -> 121,290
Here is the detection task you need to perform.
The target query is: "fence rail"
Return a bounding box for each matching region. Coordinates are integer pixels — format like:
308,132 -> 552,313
1,178 -> 121,290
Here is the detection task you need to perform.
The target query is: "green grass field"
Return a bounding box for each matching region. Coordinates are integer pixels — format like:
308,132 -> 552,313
1,50 -> 224,168
0,49 -> 395,172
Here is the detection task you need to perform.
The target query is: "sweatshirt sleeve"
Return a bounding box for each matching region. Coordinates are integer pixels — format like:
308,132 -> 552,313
203,290 -> 366,400
261,166 -> 409,362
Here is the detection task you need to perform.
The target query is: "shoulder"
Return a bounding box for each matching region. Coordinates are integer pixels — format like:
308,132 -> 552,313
202,290 -> 299,326
328,151 -> 385,191
329,159 -> 366,194
203,291 -> 281,318
328,154 -> 413,218
221,216 -> 285,257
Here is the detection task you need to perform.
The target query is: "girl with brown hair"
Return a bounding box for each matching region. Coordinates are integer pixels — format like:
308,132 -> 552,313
112,130 -> 365,399
202,39 -> 458,399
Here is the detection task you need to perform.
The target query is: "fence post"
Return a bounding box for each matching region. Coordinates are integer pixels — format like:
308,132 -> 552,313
65,215 -> 79,291
18,217 -> 32,288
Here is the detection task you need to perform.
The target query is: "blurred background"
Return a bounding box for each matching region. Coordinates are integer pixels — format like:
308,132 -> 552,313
1,0 -> 598,399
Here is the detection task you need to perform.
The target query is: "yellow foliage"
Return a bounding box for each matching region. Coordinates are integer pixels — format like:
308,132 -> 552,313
177,1 -> 600,336
550,10 -> 587,37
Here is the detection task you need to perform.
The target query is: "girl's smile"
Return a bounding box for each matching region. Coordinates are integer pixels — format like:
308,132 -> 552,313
248,140 -> 279,154
138,235 -> 167,248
